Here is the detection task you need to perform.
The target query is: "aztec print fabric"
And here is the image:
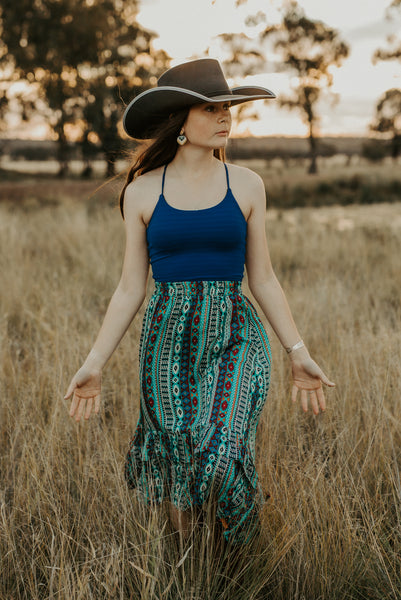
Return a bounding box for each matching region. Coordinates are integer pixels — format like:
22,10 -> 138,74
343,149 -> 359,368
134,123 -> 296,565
124,280 -> 271,544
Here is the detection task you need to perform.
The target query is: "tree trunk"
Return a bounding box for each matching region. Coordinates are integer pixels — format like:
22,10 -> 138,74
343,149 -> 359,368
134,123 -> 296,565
308,119 -> 317,174
391,133 -> 401,160
105,155 -> 116,178
101,115 -> 119,178
80,131 -> 94,178
55,120 -> 69,178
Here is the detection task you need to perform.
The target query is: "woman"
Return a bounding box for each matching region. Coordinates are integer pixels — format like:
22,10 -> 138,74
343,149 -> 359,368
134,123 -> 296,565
64,58 -> 335,545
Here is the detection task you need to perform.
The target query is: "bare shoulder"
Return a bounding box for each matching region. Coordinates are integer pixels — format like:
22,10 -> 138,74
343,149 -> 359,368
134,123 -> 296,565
228,163 -> 264,191
123,166 -> 164,225
226,162 -> 266,219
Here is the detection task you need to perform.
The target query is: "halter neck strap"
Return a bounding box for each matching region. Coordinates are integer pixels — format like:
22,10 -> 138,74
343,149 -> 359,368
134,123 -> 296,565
161,164 -> 168,195
223,162 -> 230,190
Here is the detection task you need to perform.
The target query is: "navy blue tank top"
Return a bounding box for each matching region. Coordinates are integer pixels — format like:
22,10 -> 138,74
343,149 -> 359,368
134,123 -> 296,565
146,163 -> 247,282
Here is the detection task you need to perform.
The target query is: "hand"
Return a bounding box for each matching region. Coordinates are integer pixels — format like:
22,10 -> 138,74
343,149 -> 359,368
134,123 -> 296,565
290,352 -> 335,415
64,367 -> 102,422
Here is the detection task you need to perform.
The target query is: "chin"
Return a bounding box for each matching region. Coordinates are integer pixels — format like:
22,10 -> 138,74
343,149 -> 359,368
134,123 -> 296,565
212,139 -> 229,149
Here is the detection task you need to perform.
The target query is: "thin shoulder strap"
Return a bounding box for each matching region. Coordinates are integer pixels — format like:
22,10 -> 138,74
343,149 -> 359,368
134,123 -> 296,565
161,164 -> 167,195
223,162 -> 230,190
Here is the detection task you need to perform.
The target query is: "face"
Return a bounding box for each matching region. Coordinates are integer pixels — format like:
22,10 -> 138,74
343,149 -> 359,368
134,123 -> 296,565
182,101 -> 232,149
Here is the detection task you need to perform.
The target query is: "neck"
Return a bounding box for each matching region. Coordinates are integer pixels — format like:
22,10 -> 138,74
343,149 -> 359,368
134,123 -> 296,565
171,146 -> 219,177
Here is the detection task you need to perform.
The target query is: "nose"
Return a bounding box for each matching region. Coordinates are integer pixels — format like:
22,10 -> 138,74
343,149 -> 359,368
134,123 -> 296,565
217,108 -> 228,122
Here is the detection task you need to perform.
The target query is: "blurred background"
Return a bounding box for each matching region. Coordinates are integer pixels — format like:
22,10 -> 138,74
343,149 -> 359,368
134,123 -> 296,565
0,0 -> 400,208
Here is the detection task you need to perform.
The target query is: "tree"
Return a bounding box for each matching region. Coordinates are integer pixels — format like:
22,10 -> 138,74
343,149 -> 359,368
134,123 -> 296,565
0,5 -> 17,144
370,1 -> 401,162
373,0 -> 401,64
1,0 -> 102,174
0,0 -> 168,176
74,4 -> 168,177
261,1 -> 349,173
370,89 -> 401,159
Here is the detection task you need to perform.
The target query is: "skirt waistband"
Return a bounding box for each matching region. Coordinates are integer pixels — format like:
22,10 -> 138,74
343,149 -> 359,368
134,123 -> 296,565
154,280 -> 242,296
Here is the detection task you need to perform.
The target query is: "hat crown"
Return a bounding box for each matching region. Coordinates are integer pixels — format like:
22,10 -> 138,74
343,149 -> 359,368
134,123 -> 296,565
157,58 -> 232,98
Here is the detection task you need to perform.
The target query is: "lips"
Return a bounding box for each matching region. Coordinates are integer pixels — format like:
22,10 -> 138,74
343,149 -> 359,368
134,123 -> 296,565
216,130 -> 228,135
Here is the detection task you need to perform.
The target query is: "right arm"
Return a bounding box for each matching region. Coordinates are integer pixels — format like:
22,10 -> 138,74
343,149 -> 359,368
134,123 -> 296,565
65,181 -> 149,421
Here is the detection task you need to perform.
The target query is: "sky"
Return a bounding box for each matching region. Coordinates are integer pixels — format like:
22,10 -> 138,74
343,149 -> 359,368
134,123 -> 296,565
136,0 -> 401,136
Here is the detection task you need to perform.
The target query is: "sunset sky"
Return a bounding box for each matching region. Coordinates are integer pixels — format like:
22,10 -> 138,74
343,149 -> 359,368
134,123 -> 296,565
137,0 -> 401,136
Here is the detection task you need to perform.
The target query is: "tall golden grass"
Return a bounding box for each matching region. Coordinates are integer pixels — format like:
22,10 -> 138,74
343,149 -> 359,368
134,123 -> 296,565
1,186 -> 400,599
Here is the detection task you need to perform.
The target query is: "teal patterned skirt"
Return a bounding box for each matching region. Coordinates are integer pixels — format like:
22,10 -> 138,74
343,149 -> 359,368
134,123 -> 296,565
124,280 -> 271,544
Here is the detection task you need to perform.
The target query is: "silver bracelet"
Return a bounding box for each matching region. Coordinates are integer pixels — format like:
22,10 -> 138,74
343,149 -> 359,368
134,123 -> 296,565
285,340 -> 305,354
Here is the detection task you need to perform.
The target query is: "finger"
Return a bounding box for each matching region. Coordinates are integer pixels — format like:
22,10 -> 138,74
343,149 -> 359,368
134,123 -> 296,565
94,394 -> 101,414
317,387 -> 326,411
69,392 -> 80,417
75,397 -> 87,422
291,384 -> 298,403
65,380 -> 77,400
309,390 -> 319,415
319,371 -> 336,387
84,397 -> 93,420
301,389 -> 308,412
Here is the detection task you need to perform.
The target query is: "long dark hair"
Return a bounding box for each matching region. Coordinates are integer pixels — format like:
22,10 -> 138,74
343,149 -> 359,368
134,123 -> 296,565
119,109 -> 226,219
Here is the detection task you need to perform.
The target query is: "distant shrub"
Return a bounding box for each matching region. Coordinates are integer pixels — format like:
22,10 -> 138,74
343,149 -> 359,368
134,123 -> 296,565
360,185 -> 377,204
362,140 -> 389,162
268,176 -> 401,209
315,140 -> 337,157
10,145 -> 55,161
316,181 -> 333,194
389,179 -> 401,195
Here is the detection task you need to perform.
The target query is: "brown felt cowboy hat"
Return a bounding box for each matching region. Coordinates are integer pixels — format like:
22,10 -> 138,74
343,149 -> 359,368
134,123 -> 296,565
123,58 -> 276,139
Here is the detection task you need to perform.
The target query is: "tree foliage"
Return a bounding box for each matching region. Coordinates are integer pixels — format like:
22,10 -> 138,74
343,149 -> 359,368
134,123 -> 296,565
370,88 -> 401,159
0,0 -> 169,175
370,1 -> 401,161
373,0 -> 401,64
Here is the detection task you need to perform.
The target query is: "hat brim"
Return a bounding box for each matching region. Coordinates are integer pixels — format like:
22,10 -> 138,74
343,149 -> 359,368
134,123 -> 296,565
123,85 -> 276,139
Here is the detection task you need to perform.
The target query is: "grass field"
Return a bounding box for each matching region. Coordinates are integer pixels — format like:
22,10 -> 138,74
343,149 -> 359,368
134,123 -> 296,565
0,170 -> 400,599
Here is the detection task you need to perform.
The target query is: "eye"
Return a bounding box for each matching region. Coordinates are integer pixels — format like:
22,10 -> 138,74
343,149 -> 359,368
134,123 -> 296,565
204,103 -> 231,112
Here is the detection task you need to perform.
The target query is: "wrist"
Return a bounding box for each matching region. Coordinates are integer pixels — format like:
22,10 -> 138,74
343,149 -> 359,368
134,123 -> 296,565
84,349 -> 104,373
289,346 -> 310,360
285,339 -> 305,354
286,343 -> 310,362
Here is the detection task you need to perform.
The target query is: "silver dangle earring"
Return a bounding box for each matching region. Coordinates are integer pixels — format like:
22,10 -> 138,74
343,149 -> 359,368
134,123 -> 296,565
177,129 -> 187,145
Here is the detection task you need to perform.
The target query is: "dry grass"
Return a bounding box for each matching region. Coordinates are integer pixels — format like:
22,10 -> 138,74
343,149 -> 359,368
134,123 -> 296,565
0,185 -> 400,599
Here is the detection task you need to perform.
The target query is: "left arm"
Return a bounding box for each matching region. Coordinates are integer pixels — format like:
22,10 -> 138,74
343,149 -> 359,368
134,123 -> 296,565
244,172 -> 335,414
